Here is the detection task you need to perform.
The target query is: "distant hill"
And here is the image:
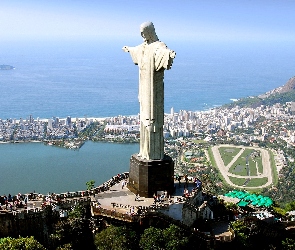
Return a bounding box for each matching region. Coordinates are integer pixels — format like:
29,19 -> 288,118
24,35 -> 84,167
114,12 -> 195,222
224,76 -> 295,109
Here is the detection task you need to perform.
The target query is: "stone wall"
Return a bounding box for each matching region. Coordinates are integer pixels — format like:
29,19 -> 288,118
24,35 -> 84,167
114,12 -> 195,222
0,206 -> 59,246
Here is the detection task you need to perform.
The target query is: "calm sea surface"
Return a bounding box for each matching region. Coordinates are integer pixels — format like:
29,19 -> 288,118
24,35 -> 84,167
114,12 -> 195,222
0,40 -> 294,119
0,39 -> 294,195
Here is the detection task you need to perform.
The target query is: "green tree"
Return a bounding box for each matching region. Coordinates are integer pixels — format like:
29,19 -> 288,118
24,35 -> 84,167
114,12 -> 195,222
231,220 -> 250,249
272,206 -> 287,218
56,243 -> 73,250
225,202 -> 238,211
282,238 -> 295,250
86,180 -> 95,190
139,227 -> 165,250
0,236 -> 45,250
68,203 -> 86,219
285,200 -> 295,211
162,225 -> 189,250
94,225 -> 138,250
50,204 -> 94,250
139,225 -> 191,250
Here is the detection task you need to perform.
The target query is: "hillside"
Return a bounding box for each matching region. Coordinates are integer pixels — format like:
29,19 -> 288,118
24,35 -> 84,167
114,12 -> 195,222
224,76 -> 295,109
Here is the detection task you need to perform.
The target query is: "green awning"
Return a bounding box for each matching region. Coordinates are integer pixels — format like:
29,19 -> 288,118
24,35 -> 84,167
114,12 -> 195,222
223,191 -> 274,208
238,201 -> 249,207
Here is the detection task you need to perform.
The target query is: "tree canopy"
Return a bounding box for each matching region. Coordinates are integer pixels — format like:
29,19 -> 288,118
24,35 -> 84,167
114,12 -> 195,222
0,236 -> 45,250
94,225 -> 138,250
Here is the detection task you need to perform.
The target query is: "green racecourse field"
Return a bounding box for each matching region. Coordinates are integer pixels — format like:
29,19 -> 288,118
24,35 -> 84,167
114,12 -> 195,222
210,145 -> 275,190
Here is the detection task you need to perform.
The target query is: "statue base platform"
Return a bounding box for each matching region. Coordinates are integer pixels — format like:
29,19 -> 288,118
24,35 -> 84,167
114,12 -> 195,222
128,154 -> 174,198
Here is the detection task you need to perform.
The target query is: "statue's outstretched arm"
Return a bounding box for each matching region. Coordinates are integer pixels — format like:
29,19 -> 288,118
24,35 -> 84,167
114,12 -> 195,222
170,50 -> 176,59
122,46 -> 129,52
123,45 -> 141,65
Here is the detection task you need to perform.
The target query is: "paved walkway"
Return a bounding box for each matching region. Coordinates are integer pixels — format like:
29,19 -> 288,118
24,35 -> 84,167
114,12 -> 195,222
93,180 -> 194,218
95,184 -> 155,209
92,181 -> 194,208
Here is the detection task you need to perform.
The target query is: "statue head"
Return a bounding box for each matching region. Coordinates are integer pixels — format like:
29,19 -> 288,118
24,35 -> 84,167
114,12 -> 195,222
140,22 -> 159,44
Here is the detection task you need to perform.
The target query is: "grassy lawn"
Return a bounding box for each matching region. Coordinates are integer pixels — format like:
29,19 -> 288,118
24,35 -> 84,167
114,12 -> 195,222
246,177 -> 268,187
208,147 -> 217,167
255,156 -> 263,174
218,146 -> 242,166
248,159 -> 258,176
229,176 -> 247,186
228,148 -> 263,177
229,176 -> 268,187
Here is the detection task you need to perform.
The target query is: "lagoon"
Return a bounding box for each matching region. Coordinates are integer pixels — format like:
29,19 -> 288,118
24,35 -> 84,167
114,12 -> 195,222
0,141 -> 139,195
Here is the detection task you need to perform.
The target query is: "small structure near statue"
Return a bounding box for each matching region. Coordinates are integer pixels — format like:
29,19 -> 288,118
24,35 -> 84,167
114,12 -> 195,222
123,22 -> 176,197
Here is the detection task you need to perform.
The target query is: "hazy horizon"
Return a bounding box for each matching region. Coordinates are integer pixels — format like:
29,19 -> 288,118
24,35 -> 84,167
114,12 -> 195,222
1,1 -> 295,120
1,1 -> 294,44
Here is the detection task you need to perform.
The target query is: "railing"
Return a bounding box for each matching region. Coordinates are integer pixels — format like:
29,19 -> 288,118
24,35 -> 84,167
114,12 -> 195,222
109,202 -> 170,211
92,206 -> 139,222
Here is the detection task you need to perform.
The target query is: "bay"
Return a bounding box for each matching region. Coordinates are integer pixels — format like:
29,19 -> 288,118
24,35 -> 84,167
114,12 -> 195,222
0,39 -> 295,195
0,141 -> 139,195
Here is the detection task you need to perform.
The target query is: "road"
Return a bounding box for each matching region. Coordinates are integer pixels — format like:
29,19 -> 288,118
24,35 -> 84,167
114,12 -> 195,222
211,145 -> 273,189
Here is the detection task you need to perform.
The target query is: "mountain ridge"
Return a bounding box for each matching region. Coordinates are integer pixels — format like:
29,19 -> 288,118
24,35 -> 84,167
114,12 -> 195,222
223,76 -> 295,109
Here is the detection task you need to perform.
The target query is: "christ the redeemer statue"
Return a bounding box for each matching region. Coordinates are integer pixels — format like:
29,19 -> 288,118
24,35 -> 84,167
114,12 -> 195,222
123,21 -> 176,160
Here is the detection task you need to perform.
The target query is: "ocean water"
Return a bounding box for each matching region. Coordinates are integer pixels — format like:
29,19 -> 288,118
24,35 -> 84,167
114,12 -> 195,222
0,39 -> 294,195
0,39 -> 294,119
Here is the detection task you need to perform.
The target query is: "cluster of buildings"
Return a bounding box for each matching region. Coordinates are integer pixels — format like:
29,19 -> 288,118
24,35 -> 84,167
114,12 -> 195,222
165,102 -> 295,143
0,115 -> 97,142
1,102 -> 295,149
103,101 -> 295,145
103,116 -> 139,141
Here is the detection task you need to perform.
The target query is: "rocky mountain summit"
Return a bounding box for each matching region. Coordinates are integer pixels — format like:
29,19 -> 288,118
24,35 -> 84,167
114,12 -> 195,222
281,76 -> 295,93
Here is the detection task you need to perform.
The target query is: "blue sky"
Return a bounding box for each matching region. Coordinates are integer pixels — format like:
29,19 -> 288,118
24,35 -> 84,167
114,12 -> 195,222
1,0 -> 295,43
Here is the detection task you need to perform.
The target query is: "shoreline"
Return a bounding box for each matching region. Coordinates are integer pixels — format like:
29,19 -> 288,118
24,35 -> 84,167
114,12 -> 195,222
2,117 -> 108,123
0,140 -> 43,144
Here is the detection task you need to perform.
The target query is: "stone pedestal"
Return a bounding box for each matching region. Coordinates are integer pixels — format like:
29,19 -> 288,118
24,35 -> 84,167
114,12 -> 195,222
128,154 -> 174,198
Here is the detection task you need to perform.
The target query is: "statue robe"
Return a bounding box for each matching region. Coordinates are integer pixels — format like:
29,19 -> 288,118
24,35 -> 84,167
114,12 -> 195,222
128,41 -> 174,160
